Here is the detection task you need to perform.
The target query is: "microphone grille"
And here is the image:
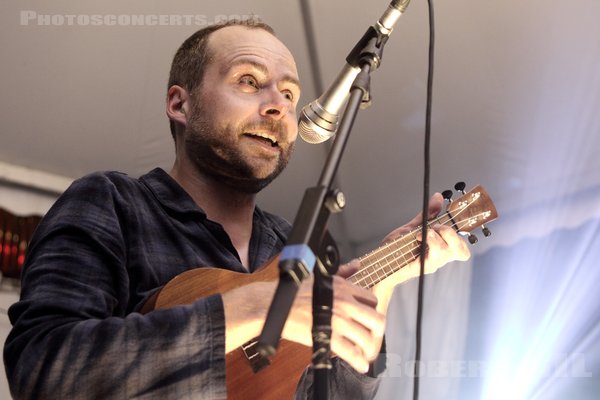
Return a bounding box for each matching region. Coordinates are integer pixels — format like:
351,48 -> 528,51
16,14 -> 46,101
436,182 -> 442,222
299,120 -> 329,144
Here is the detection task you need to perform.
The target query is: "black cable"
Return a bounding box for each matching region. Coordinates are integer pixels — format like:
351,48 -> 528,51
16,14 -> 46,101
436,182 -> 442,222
413,1 -> 435,399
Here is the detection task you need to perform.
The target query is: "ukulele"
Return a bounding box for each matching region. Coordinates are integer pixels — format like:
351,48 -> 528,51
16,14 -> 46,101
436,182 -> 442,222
143,184 -> 498,399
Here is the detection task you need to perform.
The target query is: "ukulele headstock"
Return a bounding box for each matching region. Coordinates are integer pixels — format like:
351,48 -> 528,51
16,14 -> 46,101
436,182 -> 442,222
444,183 -> 498,244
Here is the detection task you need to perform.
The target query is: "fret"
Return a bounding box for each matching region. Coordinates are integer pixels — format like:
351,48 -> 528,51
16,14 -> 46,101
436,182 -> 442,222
351,222 -> 426,288
347,185 -> 497,290
363,268 -> 376,288
373,262 -> 384,281
382,257 -> 394,277
142,185 -> 496,400
407,244 -> 419,260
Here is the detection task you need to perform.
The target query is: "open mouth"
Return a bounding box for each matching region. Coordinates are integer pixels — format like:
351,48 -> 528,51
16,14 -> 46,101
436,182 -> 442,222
244,132 -> 279,148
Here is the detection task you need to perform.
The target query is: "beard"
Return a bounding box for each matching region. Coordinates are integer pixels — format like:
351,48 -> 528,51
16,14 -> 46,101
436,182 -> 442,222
184,106 -> 295,194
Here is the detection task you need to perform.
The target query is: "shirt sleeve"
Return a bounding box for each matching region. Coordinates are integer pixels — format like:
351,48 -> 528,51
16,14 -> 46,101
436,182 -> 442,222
294,358 -> 382,400
3,175 -> 228,399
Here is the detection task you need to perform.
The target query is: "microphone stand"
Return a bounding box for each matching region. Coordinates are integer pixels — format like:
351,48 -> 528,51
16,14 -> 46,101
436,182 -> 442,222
256,20 -> 390,400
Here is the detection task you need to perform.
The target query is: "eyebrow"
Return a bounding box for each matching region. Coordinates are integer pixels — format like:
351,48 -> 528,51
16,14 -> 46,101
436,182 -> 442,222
227,59 -> 301,90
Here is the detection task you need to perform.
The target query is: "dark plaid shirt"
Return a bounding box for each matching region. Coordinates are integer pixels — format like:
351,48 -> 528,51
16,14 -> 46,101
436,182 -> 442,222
4,168 -> 379,399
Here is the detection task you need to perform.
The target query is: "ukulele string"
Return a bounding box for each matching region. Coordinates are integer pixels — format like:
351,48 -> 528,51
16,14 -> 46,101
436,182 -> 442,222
351,207 -> 486,288
353,212 -> 483,288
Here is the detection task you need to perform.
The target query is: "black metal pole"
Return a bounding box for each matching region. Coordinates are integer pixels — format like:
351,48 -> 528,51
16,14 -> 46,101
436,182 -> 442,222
311,65 -> 371,400
257,5 -> 395,397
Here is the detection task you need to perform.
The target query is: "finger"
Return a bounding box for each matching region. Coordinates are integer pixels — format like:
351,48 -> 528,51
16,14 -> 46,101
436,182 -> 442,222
331,312 -> 381,361
330,332 -> 370,373
382,192 -> 445,243
423,227 -> 449,271
332,282 -> 384,337
406,192 -> 444,227
337,259 -> 361,279
333,276 -> 378,309
420,225 -> 471,275
427,192 -> 444,219
434,224 -> 471,261
333,300 -> 385,343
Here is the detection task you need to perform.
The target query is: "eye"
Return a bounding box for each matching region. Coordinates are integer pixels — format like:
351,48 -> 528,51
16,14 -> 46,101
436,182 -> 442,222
239,75 -> 259,89
282,90 -> 294,102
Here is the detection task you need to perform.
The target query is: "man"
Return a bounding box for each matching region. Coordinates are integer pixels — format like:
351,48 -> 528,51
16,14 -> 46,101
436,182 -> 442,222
4,20 -> 469,399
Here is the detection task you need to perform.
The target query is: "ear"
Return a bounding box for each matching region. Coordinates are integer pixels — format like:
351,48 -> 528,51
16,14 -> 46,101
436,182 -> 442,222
166,85 -> 191,129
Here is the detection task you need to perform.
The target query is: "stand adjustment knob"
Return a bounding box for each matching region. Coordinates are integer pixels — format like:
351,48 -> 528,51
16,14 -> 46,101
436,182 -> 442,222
326,190 -> 346,213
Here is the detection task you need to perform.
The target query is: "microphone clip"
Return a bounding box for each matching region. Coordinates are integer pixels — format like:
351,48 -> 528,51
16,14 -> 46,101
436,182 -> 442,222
347,25 -> 390,72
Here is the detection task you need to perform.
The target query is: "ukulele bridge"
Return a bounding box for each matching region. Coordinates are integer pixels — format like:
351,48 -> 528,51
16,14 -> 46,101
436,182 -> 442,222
241,339 -> 271,373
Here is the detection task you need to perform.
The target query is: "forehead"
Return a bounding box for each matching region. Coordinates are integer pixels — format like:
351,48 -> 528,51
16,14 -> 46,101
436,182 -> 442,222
206,26 -> 299,80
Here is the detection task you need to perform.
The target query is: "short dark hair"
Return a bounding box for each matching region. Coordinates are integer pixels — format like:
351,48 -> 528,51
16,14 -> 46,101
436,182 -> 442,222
167,18 -> 276,139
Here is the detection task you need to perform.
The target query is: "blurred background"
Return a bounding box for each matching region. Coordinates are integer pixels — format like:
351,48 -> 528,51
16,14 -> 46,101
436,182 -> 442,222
1,0 -> 599,398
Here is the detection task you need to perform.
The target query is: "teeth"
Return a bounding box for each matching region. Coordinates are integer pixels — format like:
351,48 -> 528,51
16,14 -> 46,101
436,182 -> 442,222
249,132 -> 277,144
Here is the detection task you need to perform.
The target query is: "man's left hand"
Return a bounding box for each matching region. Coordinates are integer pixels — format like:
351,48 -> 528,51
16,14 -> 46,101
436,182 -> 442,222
338,192 -> 471,315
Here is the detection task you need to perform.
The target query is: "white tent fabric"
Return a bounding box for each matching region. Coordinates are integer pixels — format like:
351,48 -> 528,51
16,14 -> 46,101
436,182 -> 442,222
2,0 -> 600,398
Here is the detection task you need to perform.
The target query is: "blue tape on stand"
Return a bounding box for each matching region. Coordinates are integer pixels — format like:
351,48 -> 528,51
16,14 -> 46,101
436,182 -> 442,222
280,244 -> 316,273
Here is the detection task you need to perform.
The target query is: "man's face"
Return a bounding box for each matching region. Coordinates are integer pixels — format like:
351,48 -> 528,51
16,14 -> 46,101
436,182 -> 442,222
183,26 -> 301,193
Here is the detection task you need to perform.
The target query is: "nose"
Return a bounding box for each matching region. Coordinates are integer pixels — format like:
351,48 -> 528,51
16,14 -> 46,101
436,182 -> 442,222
259,89 -> 290,120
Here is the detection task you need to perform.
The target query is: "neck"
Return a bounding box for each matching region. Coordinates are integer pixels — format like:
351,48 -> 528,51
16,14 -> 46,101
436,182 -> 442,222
170,156 -> 256,269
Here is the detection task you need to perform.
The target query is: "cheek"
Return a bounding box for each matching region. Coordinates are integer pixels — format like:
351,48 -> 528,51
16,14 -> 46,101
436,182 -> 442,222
285,115 -> 299,142
220,90 -> 259,112
199,87 -> 251,115
195,96 -> 244,131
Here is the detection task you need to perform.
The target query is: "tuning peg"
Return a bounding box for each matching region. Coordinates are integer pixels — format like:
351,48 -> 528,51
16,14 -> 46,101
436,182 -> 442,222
442,190 -> 453,202
482,225 -> 491,237
468,233 -> 478,244
454,182 -> 466,194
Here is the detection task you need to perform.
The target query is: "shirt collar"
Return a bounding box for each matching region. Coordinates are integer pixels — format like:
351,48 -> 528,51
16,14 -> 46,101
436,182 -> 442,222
140,167 -> 207,217
139,167 -> 290,241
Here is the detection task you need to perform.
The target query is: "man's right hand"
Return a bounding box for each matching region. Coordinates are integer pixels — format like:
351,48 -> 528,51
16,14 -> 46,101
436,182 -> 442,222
221,277 -> 385,374
284,275 -> 385,373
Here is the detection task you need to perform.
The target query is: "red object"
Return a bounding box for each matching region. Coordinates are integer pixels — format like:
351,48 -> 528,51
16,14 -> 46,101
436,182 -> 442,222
0,208 -> 42,279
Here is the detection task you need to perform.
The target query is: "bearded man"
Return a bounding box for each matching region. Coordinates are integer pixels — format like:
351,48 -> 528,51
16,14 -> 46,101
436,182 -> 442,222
4,20 -> 469,399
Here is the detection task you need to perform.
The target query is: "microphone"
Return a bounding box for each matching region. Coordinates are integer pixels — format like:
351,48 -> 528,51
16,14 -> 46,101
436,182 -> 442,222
299,0 -> 412,144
